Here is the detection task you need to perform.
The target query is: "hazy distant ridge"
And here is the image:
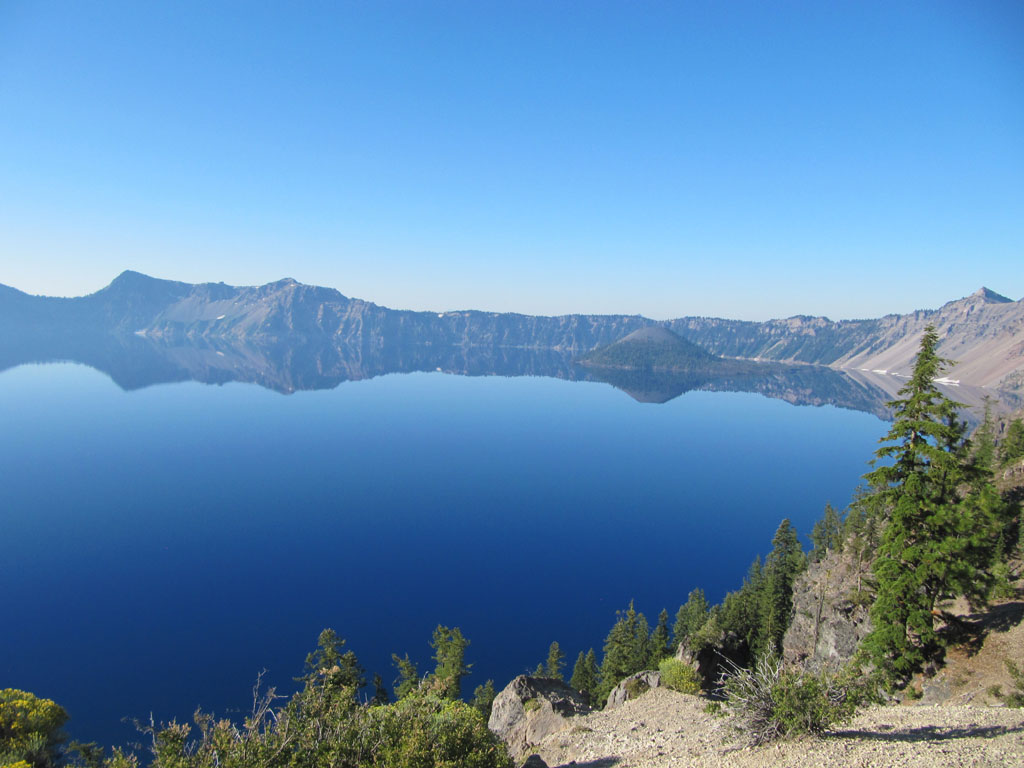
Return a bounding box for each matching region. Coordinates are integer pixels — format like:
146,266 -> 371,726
672,287 -> 1024,389
3,272 -> 1022,390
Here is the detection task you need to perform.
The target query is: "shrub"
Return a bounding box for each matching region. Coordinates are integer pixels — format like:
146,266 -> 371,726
1001,661 -> 1024,708
720,654 -> 860,745
622,678 -> 650,700
147,688 -> 511,768
522,698 -> 540,713
0,689 -> 69,768
365,693 -> 511,768
658,658 -> 701,695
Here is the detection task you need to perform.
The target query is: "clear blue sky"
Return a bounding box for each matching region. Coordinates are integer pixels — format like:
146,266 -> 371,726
1,1 -> 1022,320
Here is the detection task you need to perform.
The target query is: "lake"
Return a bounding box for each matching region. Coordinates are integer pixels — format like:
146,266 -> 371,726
1,358 -> 887,748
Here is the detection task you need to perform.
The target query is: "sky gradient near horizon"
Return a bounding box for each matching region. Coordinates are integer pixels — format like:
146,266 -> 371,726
1,1 -> 1022,320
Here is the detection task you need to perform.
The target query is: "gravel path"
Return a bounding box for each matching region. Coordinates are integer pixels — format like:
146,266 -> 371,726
534,688 -> 1024,768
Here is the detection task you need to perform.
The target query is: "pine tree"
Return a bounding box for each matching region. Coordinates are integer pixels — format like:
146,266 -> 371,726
756,519 -> 805,658
300,629 -> 365,695
545,641 -> 566,680
391,652 -> 419,699
429,625 -> 471,700
1001,417 -> 1024,467
598,601 -> 649,700
810,503 -> 843,561
570,651 -> 588,691
633,611 -> 651,671
570,649 -> 600,704
370,673 -> 389,706
672,588 -> 709,651
471,680 -> 496,720
973,397 -> 997,472
718,556 -> 765,656
862,326 -> 1002,684
647,609 -> 671,667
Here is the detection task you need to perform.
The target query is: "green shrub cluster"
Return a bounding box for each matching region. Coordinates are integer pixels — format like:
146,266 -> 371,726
721,655 -> 860,745
143,688 -> 510,768
0,689 -> 69,768
657,659 -> 701,695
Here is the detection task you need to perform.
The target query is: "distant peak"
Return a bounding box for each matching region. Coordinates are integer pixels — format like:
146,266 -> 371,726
105,270 -> 180,290
968,287 -> 1012,304
111,269 -> 153,283
98,270 -> 191,301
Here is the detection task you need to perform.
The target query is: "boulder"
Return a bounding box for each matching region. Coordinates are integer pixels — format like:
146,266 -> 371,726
783,548 -> 873,672
520,756 -> 548,768
604,670 -> 661,709
488,676 -> 590,760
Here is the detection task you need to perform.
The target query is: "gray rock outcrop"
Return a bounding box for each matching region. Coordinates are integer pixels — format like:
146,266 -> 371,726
604,670 -> 661,709
783,548 -> 873,671
488,675 -> 590,760
675,623 -> 749,691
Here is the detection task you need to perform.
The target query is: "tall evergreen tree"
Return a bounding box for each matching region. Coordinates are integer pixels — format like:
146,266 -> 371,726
429,625 -> 471,700
570,651 -> 588,691
757,519 -> 805,658
370,673 -> 389,706
1000,417 -> 1024,467
973,397 -> 998,472
391,652 -> 419,699
300,629 -> 365,695
545,641 -> 566,680
672,588 -> 709,650
862,326 -> 1002,683
598,601 -> 649,700
810,503 -> 843,561
471,680 -> 497,720
647,609 -> 671,667
718,556 -> 765,655
570,649 -> 600,704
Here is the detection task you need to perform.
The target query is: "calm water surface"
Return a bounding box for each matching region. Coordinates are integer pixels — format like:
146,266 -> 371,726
1,363 -> 885,747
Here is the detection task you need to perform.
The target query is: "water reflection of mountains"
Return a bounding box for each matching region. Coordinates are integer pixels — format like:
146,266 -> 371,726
1,330 -> 911,417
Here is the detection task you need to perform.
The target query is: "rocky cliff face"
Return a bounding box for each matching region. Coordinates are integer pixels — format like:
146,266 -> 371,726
671,287 -> 1024,390
488,676 -> 590,761
782,548 -> 873,672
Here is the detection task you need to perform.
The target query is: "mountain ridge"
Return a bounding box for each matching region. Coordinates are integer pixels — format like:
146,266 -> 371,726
3,272 -> 1022,391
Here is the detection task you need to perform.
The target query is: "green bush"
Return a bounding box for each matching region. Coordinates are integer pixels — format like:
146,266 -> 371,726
658,658 -> 701,695
0,689 -> 69,768
364,693 -> 511,768
147,688 -> 511,768
721,654 -> 860,745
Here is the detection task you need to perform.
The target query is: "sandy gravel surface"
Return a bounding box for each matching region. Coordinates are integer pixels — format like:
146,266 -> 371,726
534,688 -> 1024,768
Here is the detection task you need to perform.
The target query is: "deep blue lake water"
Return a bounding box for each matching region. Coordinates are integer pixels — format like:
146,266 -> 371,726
1,362 -> 886,748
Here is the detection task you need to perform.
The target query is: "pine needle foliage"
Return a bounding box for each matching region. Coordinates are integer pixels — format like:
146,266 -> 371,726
861,326 -> 1004,684
544,641 -> 566,681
